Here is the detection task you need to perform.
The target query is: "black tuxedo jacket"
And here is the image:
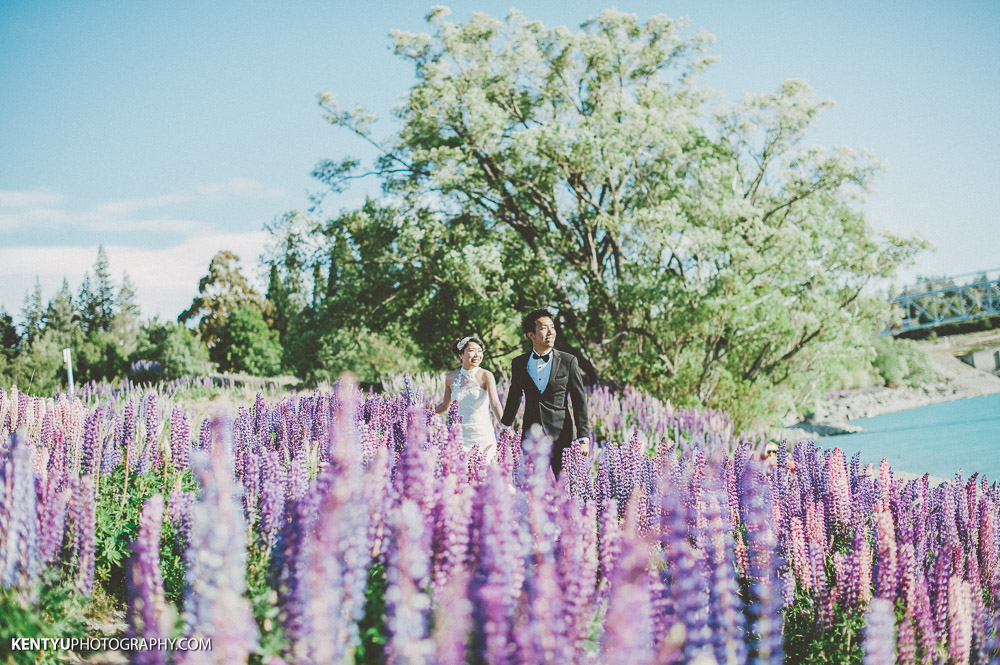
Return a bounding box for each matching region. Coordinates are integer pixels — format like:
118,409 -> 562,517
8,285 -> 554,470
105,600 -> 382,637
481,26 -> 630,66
501,349 -> 589,448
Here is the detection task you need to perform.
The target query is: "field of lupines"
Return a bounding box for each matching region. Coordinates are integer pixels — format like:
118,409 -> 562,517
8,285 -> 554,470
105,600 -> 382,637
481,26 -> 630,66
1,375 -> 999,665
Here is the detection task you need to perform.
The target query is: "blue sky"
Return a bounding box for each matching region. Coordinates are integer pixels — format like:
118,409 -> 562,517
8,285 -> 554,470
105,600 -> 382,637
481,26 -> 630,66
2,0 -> 998,319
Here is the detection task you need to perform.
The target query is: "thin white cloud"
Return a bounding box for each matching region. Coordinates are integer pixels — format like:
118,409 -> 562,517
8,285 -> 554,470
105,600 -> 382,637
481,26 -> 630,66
195,177 -> 286,200
0,178 -> 287,233
0,231 -> 271,319
0,179 -> 286,317
93,194 -> 191,217
0,188 -> 66,209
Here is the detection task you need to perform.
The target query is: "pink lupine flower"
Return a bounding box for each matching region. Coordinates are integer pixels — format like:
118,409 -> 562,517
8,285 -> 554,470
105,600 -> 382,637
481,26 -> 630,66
947,575 -> 972,665
805,499 -> 826,548
788,516 -> 811,591
827,448 -> 852,529
874,508 -> 898,599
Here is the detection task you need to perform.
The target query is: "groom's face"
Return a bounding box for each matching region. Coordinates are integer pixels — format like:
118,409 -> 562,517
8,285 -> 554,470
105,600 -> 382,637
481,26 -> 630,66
527,316 -> 556,352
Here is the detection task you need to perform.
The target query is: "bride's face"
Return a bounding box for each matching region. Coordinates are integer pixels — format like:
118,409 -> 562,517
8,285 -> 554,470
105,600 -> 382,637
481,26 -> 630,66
461,342 -> 484,368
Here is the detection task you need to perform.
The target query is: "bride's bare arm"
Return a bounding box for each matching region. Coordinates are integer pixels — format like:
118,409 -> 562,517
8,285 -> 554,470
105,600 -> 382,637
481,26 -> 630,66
484,371 -> 503,423
435,371 -> 455,414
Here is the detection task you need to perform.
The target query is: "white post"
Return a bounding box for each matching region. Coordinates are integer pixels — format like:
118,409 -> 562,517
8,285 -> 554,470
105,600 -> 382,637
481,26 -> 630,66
63,347 -> 74,396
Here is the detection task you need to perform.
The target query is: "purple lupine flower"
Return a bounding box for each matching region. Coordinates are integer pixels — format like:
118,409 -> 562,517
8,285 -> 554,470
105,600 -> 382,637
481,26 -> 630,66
978,496 -> 996,592
703,489 -> 747,665
282,377 -> 371,664
656,469 -> 712,661
0,431 -> 40,590
145,392 -> 160,471
514,458 -> 569,665
179,417 -> 258,664
898,542 -> 918,618
896,617 -> 917,665
930,543 -> 952,638
741,461 -> 784,665
36,472 -> 69,565
80,407 -> 102,477
813,543 -> 834,628
864,597 -> 897,664
397,412 -> 436,521
431,473 -> 473,597
252,392 -> 267,437
601,528 -> 654,665
555,494 -> 598,662
127,494 -> 170,665
167,478 -> 194,551
123,397 -> 137,469
467,473 -> 525,665
259,450 -> 286,553
287,453 -> 308,504
101,415 -> 123,475
170,406 -> 191,472
598,497 -> 621,593
519,424 -> 554,497
385,499 -> 434,665
70,475 -> 96,595
198,418 -> 212,451
241,452 -> 261,528
431,569 -> 472,665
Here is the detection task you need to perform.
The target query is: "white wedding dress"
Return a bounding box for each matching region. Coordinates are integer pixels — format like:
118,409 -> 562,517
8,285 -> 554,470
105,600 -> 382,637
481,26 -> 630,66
450,367 -> 498,463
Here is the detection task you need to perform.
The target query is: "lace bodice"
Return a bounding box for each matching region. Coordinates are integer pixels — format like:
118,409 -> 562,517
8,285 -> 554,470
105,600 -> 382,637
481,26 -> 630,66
451,368 -> 490,425
449,367 -> 497,462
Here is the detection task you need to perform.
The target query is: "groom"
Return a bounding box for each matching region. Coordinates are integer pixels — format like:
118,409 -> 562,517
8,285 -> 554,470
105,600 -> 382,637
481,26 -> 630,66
501,308 -> 590,476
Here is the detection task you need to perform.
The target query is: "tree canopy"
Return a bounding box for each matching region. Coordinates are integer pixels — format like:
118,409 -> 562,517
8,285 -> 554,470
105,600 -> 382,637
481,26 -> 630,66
290,9 -> 927,424
179,250 -> 267,355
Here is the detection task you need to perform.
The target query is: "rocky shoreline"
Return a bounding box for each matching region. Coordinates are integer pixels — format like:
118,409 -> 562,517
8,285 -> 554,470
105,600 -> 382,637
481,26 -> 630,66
778,340 -> 1000,444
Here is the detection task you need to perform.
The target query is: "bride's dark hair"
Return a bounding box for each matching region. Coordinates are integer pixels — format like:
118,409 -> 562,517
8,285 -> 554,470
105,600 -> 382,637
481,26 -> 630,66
453,335 -> 485,359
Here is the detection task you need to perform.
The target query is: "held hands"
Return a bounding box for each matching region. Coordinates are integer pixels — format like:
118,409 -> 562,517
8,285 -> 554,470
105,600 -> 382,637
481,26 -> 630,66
575,437 -> 590,456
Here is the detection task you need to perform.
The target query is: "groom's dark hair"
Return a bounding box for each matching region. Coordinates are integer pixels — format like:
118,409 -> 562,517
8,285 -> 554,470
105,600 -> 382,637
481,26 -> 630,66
522,308 -> 554,336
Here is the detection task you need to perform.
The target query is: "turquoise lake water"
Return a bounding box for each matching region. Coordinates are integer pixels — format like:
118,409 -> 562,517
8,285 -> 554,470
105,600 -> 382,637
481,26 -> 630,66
831,393 -> 1000,482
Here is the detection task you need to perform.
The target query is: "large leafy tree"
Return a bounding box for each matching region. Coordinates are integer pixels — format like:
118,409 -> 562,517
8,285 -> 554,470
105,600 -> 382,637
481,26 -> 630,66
301,8 -> 924,425
179,250 -> 267,357
214,307 -> 283,376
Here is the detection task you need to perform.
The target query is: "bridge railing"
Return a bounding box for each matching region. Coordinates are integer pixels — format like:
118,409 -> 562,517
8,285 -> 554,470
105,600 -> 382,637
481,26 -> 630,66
887,277 -> 1000,334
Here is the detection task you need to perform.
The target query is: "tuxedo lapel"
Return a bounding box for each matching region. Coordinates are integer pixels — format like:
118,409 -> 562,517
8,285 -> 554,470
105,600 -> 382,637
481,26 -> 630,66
542,350 -> 562,398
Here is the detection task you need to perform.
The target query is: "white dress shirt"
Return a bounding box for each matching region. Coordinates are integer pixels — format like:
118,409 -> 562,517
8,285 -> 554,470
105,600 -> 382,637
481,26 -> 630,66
527,350 -> 553,393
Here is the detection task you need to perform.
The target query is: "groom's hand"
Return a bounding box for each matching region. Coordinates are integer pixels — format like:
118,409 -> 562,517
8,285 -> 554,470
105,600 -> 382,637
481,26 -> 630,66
575,437 -> 590,456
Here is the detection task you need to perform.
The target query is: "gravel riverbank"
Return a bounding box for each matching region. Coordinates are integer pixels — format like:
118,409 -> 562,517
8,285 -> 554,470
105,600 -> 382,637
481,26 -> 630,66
777,336 -> 1000,445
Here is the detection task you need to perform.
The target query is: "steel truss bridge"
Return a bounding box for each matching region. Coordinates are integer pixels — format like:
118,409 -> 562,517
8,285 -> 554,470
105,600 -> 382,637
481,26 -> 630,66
888,269 -> 1000,335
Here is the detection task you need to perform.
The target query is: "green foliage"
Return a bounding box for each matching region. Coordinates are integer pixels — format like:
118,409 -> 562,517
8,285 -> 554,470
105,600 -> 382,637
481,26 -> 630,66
276,7 -> 927,427
179,250 -> 268,351
354,563 -> 388,665
0,571 -> 89,665
308,326 -> 426,386
134,318 -> 212,380
78,245 -> 117,334
215,307 -> 283,376
76,330 -> 130,384
783,587 -> 866,664
872,336 -> 934,388
94,465 -> 195,605
246,543 -> 290,663
5,328 -> 70,396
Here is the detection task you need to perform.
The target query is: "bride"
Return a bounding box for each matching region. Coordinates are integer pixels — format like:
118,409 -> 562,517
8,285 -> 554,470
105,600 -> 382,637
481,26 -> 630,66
435,335 -> 503,463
